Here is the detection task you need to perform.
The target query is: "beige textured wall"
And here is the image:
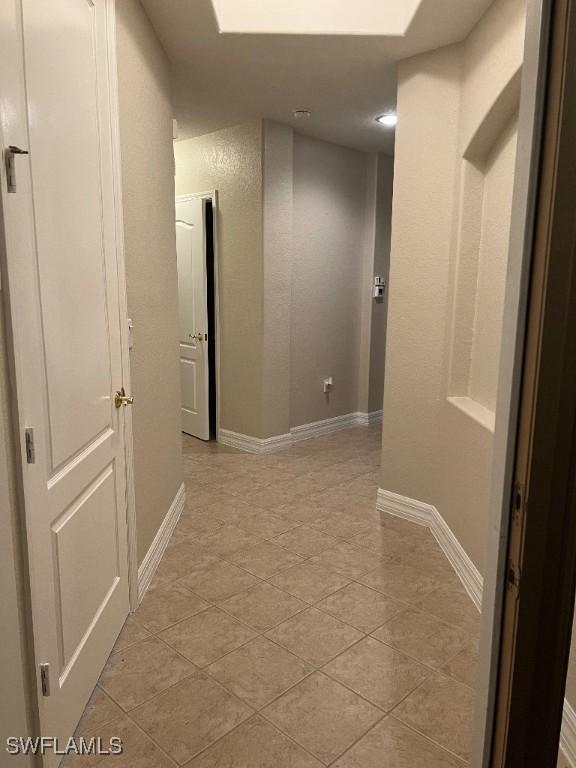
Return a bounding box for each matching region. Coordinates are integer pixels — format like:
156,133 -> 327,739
174,122 -> 265,437
469,117 -> 518,412
262,121 -> 293,438
117,0 -> 183,564
369,154 -> 394,413
291,133 -> 374,427
381,0 -> 525,571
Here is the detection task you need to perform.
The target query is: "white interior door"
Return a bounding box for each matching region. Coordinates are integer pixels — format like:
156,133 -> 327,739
176,197 -> 210,439
1,1 -> 131,762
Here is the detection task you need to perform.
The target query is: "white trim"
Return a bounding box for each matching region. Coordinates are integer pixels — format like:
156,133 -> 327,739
291,412 -> 361,441
376,488 -> 483,610
106,0 -> 138,612
561,701 -> 576,768
475,3 -> 551,765
218,411 -> 382,453
356,409 -> 383,427
137,483 -> 186,603
218,429 -> 293,454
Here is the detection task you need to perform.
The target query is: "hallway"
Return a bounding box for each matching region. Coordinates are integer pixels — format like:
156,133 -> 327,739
70,426 -> 479,767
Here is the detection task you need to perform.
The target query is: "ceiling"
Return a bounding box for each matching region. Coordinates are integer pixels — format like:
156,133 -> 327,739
141,0 -> 494,155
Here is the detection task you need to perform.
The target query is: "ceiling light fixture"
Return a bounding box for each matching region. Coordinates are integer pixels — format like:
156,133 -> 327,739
376,113 -> 397,127
293,109 -> 312,120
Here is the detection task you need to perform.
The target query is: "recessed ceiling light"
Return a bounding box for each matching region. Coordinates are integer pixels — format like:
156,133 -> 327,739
293,109 -> 312,120
376,113 -> 397,127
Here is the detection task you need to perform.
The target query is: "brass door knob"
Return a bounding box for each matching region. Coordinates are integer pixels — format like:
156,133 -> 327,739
114,387 -> 134,408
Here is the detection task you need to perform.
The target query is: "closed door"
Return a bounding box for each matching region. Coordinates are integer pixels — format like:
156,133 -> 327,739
176,197 -> 210,439
1,0 -> 131,761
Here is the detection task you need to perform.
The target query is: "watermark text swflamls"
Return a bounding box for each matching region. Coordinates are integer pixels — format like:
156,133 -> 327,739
6,736 -> 123,756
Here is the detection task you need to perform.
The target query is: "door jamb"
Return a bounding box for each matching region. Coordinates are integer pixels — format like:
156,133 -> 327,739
105,1 -> 139,612
175,190 -> 221,443
486,0 -> 576,763
472,0 -> 552,764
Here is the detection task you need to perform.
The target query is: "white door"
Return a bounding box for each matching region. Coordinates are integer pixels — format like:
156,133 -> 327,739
1,1 -> 131,762
176,197 -> 210,439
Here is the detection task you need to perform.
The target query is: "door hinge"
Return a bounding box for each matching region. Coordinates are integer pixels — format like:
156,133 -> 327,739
39,663 -> 50,697
507,560 -> 521,597
25,428 -> 35,464
5,145 -> 29,193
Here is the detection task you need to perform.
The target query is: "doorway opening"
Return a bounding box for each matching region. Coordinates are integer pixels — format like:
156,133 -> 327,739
176,192 -> 218,442
205,200 -> 217,439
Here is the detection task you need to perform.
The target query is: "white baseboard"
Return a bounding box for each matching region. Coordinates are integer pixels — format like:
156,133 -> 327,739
137,482 -> 186,603
218,428 -> 293,454
377,486 -> 575,753
218,411 -> 381,454
376,487 -> 483,610
561,701 -> 576,767
291,412 -> 361,442
356,409 -> 383,427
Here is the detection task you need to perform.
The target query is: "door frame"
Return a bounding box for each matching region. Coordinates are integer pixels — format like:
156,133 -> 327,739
471,0 -> 552,762
472,0 -> 576,764
105,1 -> 139,611
0,2 -> 138,739
175,190 -> 221,442
483,0 -> 576,763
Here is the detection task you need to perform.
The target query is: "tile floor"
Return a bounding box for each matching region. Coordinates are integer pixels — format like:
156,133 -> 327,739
69,425 -> 484,767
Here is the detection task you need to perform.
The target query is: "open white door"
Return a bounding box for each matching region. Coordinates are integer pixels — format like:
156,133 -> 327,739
1,1 -> 131,763
176,196 -> 210,440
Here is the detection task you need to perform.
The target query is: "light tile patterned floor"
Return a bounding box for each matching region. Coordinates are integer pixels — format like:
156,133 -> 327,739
68,426 -> 481,767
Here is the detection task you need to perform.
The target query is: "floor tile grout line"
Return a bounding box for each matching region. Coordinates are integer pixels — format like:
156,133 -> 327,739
118,708 -> 181,766
117,636 -> 262,765
99,656 -> 198,718
141,534 -> 477,661
328,713 -> 469,768
365,630 -> 475,681
316,660 -> 428,718
389,709 -> 472,763
200,646 -> 317,713
152,615 -> 267,673
256,675 -> 388,767
148,542 -> 476,646
181,711 -> 325,768
125,695 -> 247,768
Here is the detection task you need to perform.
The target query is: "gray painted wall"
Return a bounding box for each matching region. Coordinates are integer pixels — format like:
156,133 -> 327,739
290,133 -> 379,427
